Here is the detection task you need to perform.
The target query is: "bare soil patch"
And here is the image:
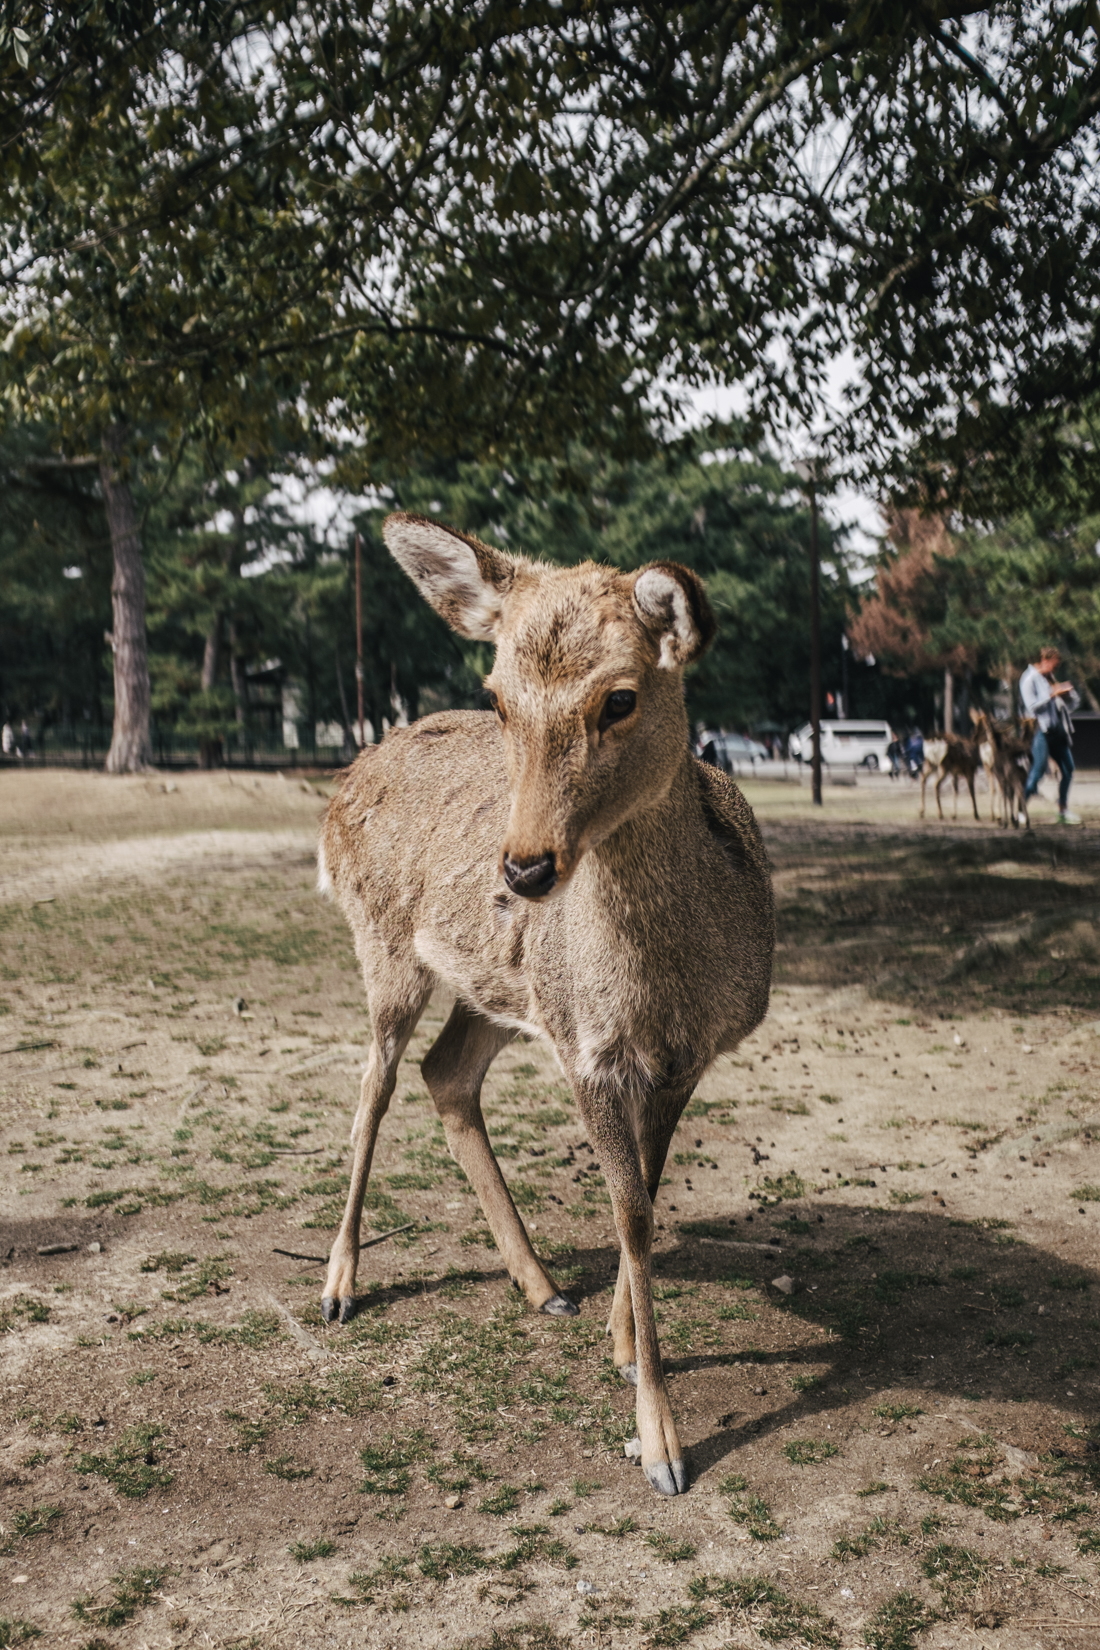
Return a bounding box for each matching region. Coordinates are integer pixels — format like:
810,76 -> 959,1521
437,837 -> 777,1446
1,771 -> 1098,1649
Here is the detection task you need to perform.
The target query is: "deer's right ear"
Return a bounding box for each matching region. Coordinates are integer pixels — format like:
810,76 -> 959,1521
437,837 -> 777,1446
382,512 -> 517,640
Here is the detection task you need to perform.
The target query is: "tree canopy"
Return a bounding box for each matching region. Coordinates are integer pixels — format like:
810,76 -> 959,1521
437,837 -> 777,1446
5,4 -> 1100,760
5,4 -> 1100,471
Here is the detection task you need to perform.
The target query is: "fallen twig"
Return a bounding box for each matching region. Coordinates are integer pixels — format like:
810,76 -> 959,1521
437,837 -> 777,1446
176,1080 -> 207,1121
0,1039 -> 57,1056
361,1221 -> 418,1249
271,1222 -> 418,1266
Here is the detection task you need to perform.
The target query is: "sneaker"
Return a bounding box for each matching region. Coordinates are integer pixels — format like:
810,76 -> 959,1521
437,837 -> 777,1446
1057,810 -> 1083,825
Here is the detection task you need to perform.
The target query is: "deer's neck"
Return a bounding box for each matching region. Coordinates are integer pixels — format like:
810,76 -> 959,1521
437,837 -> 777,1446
580,750 -> 700,905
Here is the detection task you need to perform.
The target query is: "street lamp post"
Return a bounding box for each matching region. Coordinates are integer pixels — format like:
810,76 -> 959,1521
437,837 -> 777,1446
795,458 -> 825,808
354,532 -> 365,748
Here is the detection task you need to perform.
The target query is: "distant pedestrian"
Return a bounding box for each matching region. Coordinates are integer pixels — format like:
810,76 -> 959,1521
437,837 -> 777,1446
1,722 -> 12,756
19,720 -> 32,760
905,728 -> 924,778
1020,646 -> 1081,824
886,731 -> 902,778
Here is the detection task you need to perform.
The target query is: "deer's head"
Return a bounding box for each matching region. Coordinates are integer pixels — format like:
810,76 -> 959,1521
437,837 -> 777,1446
383,512 -> 714,898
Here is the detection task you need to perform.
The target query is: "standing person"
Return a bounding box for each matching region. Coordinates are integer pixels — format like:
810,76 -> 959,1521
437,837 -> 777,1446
1,722 -> 12,756
1020,646 -> 1081,824
905,726 -> 924,778
887,729 -> 902,778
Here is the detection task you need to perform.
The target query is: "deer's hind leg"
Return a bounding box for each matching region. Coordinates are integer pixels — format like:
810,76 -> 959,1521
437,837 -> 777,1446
580,1083 -> 689,1496
607,1096 -> 684,1387
322,969 -> 432,1325
422,1001 -> 575,1315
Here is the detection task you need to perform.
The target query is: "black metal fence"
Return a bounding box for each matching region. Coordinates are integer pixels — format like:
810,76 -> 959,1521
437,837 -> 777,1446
0,725 -> 353,770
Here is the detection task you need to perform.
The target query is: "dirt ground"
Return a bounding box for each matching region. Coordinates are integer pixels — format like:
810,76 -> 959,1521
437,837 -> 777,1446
2,766 -> 1099,1650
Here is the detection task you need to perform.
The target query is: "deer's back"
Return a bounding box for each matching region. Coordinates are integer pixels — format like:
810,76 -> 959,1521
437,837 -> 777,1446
321,710 -> 509,923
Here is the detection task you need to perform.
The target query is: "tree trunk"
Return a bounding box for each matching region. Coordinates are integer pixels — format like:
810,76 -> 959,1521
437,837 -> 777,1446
198,614 -> 224,769
228,621 -> 246,727
943,668 -> 954,736
100,429 -> 154,773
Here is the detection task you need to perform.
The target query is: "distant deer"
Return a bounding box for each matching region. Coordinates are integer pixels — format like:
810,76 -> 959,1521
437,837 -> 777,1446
982,715 -> 1035,829
918,730 -> 981,821
970,708 -> 1001,823
316,514 -> 774,1497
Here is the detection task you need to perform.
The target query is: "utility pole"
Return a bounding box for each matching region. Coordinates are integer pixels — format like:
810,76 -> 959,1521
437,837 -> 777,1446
840,632 -> 850,720
354,532 -> 365,748
796,457 -> 824,807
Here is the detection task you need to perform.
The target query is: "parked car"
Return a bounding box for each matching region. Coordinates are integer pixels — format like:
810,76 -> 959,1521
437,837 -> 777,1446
712,732 -> 772,770
788,720 -> 894,769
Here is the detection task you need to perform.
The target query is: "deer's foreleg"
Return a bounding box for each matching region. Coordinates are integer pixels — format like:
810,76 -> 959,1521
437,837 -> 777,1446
423,1002 -> 574,1315
580,1085 -> 686,1496
322,990 -> 429,1324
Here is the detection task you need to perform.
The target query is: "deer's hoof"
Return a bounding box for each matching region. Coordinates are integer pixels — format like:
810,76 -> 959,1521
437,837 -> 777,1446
338,1295 -> 356,1325
617,1362 -> 638,1387
540,1293 -> 579,1317
321,1296 -> 338,1324
645,1457 -> 688,1497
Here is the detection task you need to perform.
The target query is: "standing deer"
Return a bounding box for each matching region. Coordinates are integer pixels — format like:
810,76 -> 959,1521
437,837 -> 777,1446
919,730 -> 982,821
971,708 -> 1002,823
983,715 -> 1035,828
317,514 -> 774,1497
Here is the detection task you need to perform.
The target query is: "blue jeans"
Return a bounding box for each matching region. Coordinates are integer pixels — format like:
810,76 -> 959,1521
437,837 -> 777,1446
1026,726 -> 1074,811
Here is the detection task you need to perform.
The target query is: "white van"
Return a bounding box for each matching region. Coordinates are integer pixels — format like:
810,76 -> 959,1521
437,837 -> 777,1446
788,720 -> 894,769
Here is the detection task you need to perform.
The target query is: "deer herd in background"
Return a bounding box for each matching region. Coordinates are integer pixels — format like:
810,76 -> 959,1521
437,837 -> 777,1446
918,709 -> 1035,828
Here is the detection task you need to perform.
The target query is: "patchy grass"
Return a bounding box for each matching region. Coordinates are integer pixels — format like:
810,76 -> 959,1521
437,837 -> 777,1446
72,1424 -> 173,1498
861,1590 -> 931,1650
72,1565 -> 166,1630
288,1537 -> 336,1562
719,1475 -> 782,1541
6,1505 -> 63,1545
359,1432 -> 430,1497
418,1542 -> 488,1580
783,1439 -> 840,1467
0,1621 -> 42,1646
264,1455 -> 313,1481
644,1532 -> 696,1563
689,1574 -> 840,1647
920,1541 -> 987,1604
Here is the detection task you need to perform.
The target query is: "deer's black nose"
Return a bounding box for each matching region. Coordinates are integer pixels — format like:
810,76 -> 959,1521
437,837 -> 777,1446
503,852 -> 557,899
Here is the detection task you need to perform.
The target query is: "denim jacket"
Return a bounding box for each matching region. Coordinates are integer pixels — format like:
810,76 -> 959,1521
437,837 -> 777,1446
1020,664 -> 1080,733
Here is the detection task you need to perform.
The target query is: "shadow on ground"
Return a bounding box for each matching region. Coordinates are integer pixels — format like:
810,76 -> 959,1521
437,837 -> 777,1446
765,821 -> 1100,1016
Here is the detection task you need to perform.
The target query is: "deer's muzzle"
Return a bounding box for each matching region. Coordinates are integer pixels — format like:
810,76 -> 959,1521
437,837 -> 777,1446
502,851 -> 558,900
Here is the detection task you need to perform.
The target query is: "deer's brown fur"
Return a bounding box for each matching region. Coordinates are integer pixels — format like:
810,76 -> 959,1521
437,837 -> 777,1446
979,713 -> 1035,828
316,513 -> 774,1497
919,729 -> 982,821
971,708 -> 1002,822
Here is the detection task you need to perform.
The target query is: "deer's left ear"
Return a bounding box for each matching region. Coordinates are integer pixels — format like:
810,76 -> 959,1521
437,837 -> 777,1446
632,562 -> 716,668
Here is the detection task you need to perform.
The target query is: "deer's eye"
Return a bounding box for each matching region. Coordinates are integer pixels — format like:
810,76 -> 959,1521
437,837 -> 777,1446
488,690 -> 505,723
599,689 -> 637,734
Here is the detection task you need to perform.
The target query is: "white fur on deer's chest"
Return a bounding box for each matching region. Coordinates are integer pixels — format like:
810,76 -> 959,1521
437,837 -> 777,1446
412,923 -> 544,1040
